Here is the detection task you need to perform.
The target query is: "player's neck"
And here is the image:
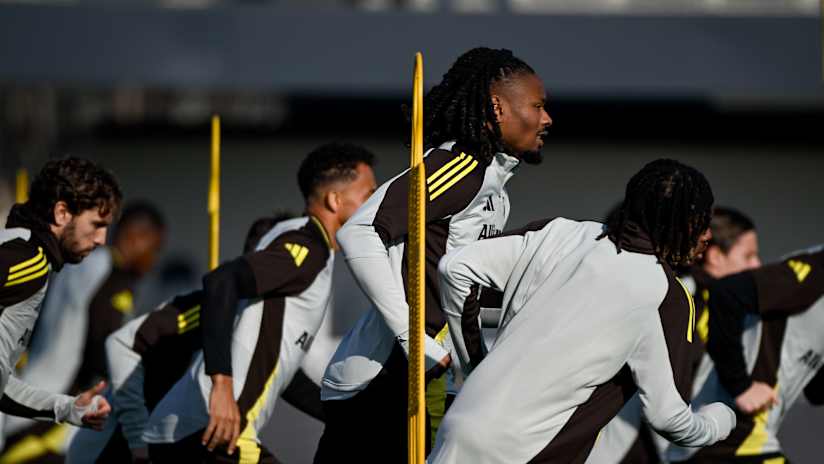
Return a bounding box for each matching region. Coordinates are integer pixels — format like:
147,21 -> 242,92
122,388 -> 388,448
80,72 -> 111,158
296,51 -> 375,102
305,206 -> 338,250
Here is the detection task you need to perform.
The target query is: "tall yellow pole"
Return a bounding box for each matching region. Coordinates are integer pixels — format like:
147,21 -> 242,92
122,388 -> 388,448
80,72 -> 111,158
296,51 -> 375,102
15,168 -> 28,204
407,52 -> 426,464
209,115 -> 221,271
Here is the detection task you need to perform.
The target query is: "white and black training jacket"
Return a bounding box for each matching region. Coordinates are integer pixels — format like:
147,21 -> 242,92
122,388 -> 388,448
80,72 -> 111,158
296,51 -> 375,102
666,245 -> 824,461
321,141 -> 520,400
0,205 -> 103,429
142,216 -> 334,461
430,218 -> 736,464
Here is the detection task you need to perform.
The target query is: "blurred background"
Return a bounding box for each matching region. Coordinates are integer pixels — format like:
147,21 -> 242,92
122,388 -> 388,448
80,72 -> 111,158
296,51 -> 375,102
0,0 -> 822,462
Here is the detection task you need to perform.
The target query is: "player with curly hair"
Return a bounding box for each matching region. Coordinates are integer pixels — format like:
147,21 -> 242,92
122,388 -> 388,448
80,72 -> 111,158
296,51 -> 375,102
0,157 -> 120,433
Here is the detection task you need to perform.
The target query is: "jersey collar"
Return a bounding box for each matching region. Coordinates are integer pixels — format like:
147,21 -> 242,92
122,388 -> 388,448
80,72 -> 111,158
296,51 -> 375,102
309,216 -> 333,249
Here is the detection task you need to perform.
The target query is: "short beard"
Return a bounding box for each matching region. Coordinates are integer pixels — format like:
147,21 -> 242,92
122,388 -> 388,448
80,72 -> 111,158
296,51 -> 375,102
59,220 -> 85,264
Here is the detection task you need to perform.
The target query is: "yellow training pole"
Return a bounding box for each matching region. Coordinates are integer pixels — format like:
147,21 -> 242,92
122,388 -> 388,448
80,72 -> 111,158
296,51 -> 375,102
209,115 -> 221,271
407,52 -> 426,464
15,168 -> 28,203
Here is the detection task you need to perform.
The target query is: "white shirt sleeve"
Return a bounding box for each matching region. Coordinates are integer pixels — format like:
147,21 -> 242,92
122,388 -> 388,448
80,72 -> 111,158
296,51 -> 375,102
628,315 -> 736,447
437,234 -> 526,374
337,223 -> 449,371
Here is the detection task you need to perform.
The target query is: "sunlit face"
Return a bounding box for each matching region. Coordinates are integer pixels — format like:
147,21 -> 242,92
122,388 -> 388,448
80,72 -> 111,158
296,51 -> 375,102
705,230 -> 761,278
335,163 -> 377,225
494,73 -> 553,160
60,207 -> 113,264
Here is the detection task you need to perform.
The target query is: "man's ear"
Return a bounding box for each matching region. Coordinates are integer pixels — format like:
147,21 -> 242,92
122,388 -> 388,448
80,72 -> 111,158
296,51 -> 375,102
324,190 -> 340,214
53,201 -> 72,227
491,94 -> 504,122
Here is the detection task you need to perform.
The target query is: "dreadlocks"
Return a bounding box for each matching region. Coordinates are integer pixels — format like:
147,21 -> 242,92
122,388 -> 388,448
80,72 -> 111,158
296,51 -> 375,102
603,159 -> 714,267
419,47 -> 536,164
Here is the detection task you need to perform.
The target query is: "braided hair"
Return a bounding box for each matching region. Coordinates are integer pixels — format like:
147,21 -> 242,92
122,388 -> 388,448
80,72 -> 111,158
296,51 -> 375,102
419,47 -> 536,164
603,159 -> 714,267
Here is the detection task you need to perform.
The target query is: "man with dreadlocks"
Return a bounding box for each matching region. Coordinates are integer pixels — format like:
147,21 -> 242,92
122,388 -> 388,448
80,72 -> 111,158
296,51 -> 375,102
314,47 -> 552,462
430,159 -> 735,463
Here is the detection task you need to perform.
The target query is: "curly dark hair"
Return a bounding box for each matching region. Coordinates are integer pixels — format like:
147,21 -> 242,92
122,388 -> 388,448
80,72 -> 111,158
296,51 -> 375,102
602,159 -> 714,267
418,47 -> 536,165
27,157 -> 122,226
297,142 -> 376,200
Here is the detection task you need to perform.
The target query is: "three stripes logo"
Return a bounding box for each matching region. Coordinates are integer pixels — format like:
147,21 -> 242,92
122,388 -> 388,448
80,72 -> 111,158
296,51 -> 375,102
787,259 -> 811,283
4,247 -> 49,288
427,152 -> 479,201
177,305 -> 201,335
284,243 -> 309,267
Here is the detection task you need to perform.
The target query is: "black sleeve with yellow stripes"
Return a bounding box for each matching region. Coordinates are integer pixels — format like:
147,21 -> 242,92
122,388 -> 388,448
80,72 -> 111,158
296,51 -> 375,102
0,241 -> 50,308
202,230 -> 328,376
132,290 -> 204,356
372,148 -> 485,245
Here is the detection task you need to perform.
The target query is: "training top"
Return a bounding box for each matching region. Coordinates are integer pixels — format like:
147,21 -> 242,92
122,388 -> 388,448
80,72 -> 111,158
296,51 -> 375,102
430,218 -> 735,464
322,141 -> 520,400
667,245 -> 824,461
584,267 -> 717,464
0,205 -> 97,426
143,217 -> 333,461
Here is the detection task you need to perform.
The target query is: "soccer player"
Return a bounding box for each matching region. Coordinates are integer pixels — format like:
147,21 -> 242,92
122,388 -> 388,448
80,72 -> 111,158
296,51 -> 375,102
313,47 -> 552,462
1,201 -> 165,462
431,159 -> 735,463
665,245 -> 824,463
142,142 -> 376,463
587,207 -> 762,464
0,158 -> 117,437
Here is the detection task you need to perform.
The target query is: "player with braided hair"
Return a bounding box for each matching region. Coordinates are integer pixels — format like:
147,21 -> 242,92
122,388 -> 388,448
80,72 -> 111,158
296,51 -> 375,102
313,47 -> 551,462
420,47 -> 546,165
432,159 -> 734,463
601,158 -> 714,268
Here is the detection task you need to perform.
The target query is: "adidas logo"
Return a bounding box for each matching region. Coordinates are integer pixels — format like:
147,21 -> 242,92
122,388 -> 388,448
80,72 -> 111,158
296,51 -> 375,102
483,196 -> 495,212
284,243 -> 309,267
788,259 -> 811,283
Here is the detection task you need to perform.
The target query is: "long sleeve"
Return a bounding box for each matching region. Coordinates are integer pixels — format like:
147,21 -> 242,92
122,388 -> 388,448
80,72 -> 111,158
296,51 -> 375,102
437,234 -> 526,374
106,314 -> 150,450
706,271 -> 759,398
202,228 -> 329,376
337,148 -> 486,370
107,290 -> 203,450
337,224 -> 448,369
707,248 -> 824,399
628,314 -> 736,446
0,376 -> 101,426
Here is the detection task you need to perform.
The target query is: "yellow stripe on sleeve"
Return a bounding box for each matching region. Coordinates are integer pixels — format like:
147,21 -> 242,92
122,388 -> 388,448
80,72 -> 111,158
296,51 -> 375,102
7,254 -> 47,281
4,265 -> 49,288
429,160 -> 479,201
8,247 -> 44,273
426,153 -> 465,185
180,305 -> 201,320
428,155 -> 473,193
